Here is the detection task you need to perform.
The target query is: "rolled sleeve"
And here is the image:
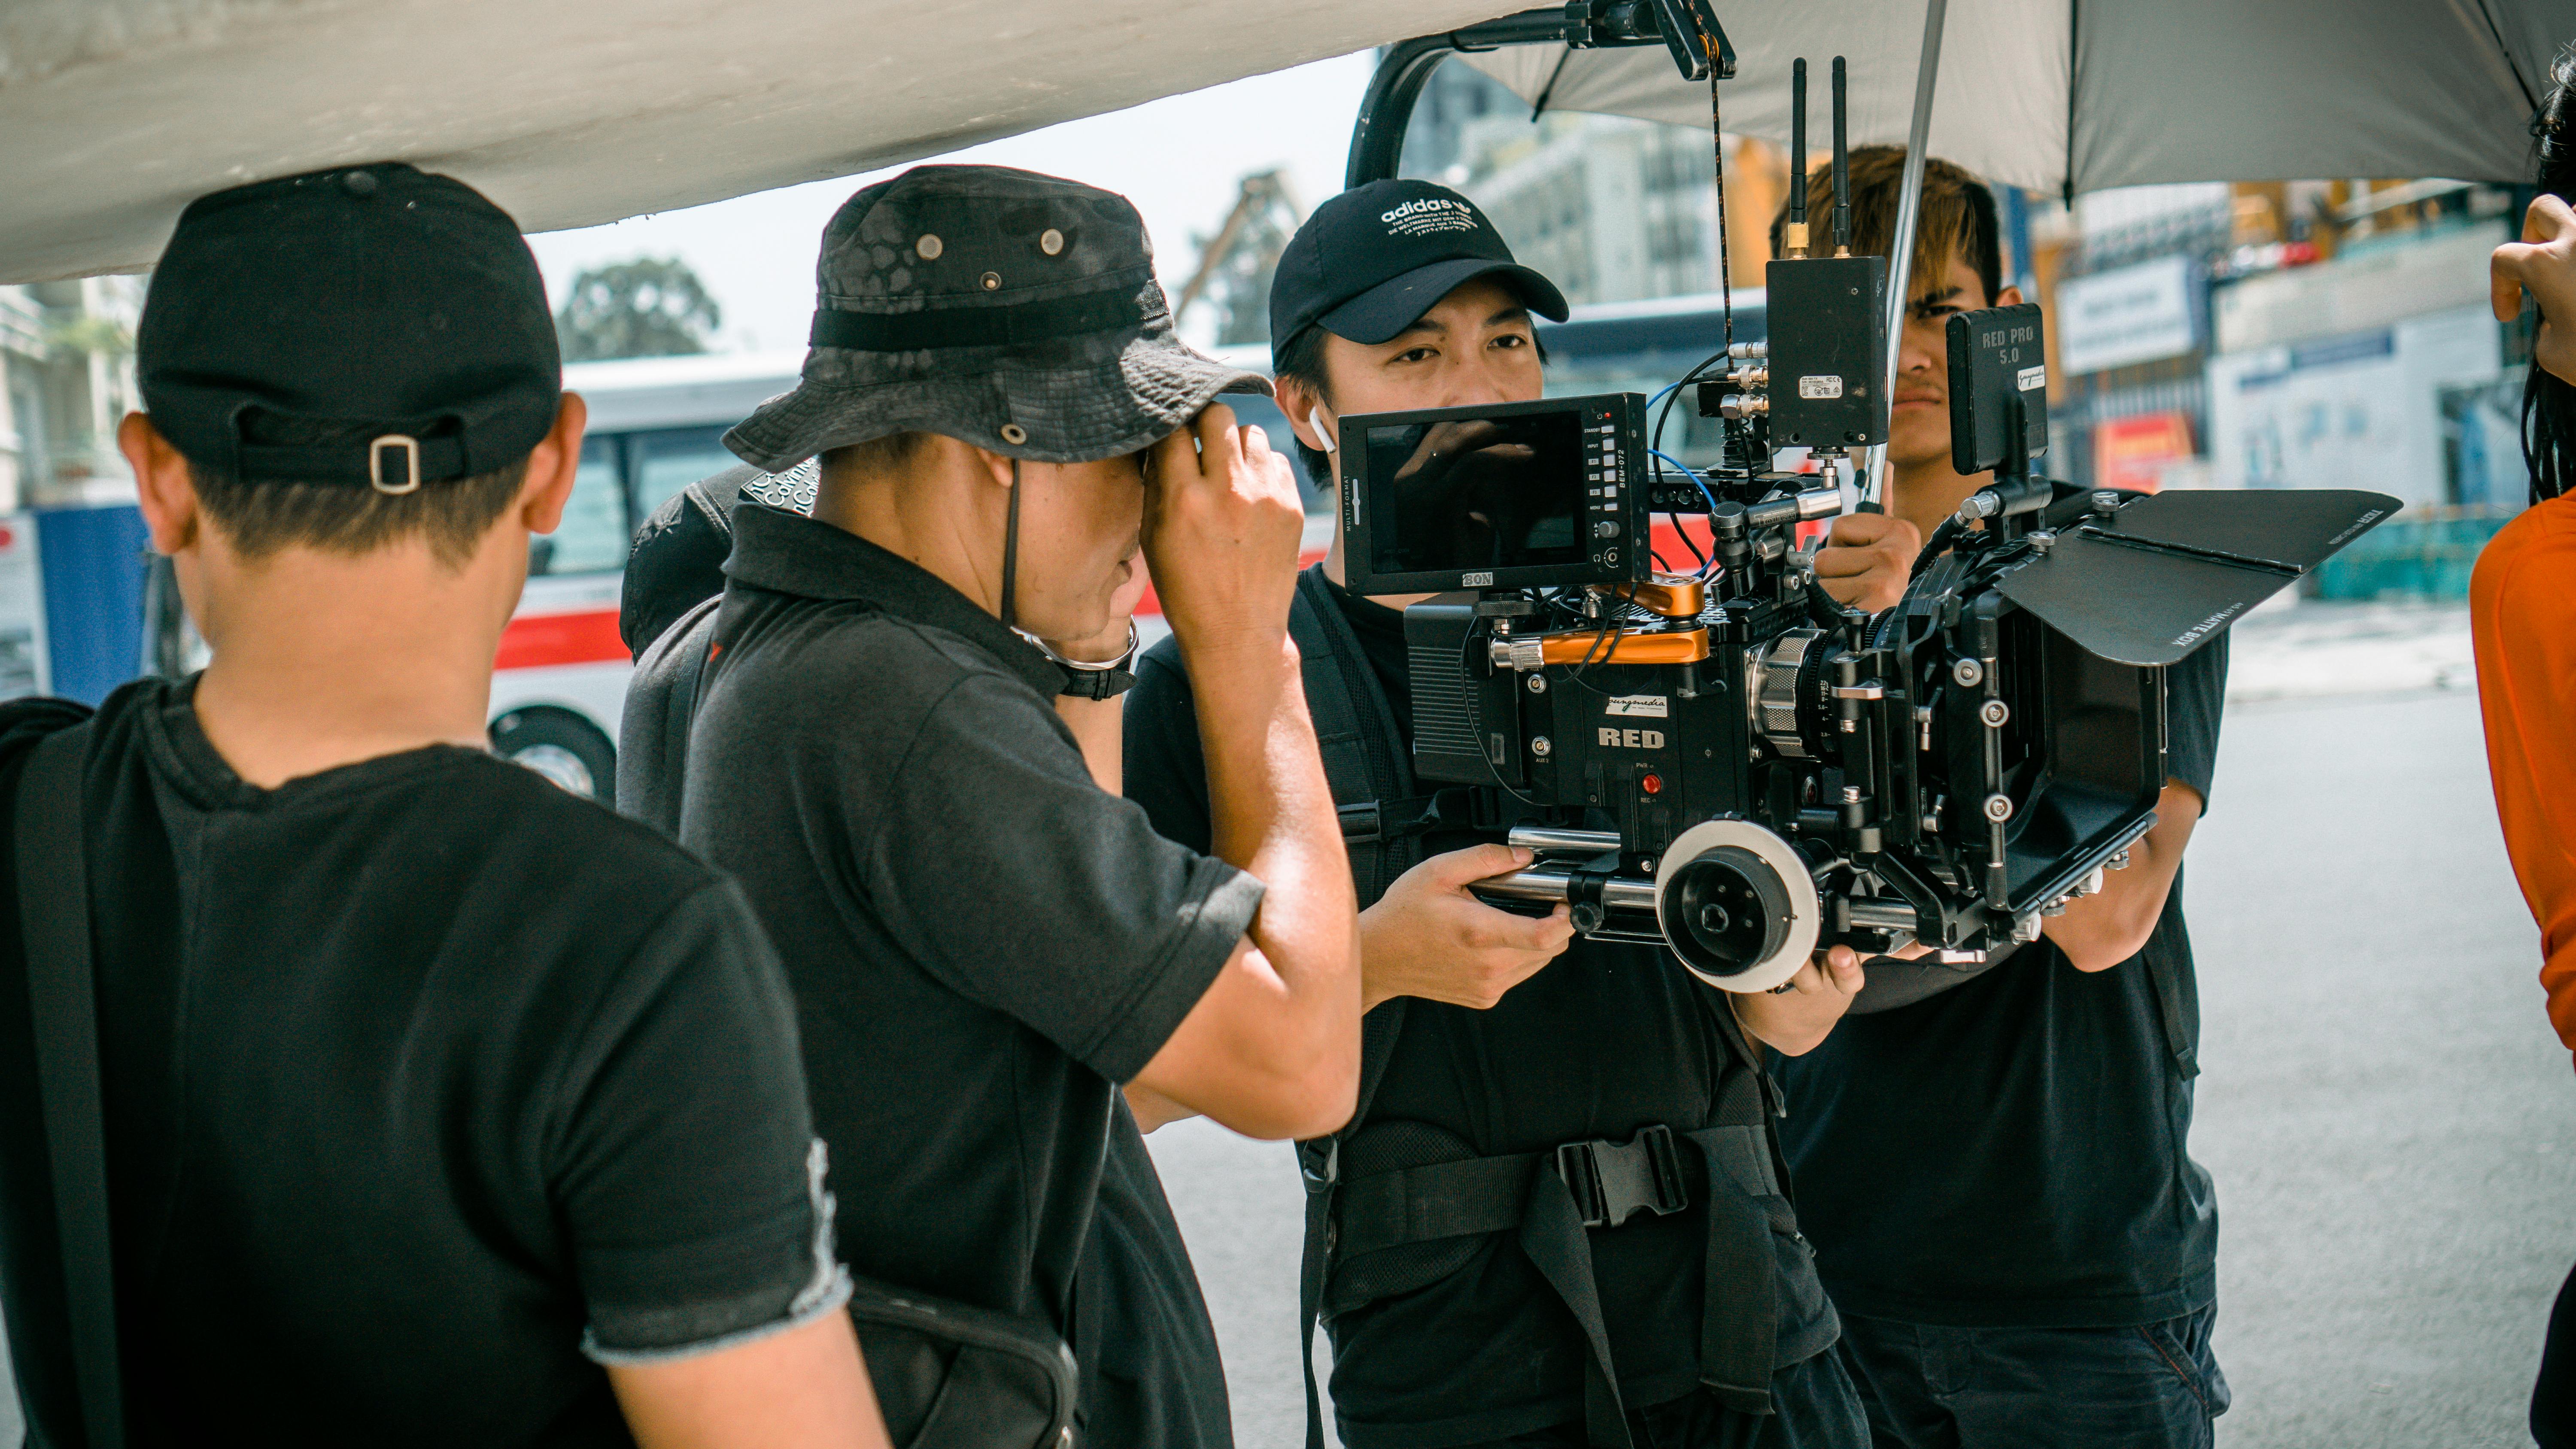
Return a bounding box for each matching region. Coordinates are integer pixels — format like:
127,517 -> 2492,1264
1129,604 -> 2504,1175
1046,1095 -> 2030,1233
2164,633 -> 2227,812
582,1140 -> 855,1365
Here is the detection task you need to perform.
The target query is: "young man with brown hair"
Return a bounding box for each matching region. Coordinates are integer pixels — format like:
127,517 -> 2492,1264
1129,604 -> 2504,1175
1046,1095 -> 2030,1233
1774,148 -> 2231,1449
0,164 -> 884,1447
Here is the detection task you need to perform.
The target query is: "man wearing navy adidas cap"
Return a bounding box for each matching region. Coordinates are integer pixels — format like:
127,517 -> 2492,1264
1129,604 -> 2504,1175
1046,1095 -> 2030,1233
1123,179 -> 1871,1449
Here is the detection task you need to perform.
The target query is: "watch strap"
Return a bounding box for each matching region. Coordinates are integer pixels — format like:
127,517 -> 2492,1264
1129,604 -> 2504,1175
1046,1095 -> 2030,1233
1058,665 -> 1137,700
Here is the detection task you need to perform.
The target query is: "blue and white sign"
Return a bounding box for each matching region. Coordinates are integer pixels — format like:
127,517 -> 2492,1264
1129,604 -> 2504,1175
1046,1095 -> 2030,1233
2055,255 -> 2198,377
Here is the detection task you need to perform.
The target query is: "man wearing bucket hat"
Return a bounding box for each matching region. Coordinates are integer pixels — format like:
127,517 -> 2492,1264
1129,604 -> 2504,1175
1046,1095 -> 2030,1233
673,164 -> 1361,1443
1121,179 -> 1870,1449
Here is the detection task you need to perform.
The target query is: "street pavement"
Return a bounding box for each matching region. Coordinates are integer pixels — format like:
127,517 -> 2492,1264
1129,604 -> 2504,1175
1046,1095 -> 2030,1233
2,606 -> 2565,1448
1149,608 -> 2576,1449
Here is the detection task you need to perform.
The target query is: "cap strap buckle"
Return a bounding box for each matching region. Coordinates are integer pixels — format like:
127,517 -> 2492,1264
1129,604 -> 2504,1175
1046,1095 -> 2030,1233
369,434 -> 422,496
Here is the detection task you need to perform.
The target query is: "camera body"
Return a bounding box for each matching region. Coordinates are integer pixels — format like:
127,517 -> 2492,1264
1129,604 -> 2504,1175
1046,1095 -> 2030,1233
1338,307 -> 2393,993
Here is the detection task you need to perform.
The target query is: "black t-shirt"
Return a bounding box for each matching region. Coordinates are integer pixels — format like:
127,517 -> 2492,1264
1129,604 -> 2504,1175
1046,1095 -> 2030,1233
614,473 -> 1232,1449
678,506 -> 1258,1423
1123,573 -> 1835,1449
1772,633 -> 2229,1329
0,679 -> 838,1448
1081,1100 -> 1235,1449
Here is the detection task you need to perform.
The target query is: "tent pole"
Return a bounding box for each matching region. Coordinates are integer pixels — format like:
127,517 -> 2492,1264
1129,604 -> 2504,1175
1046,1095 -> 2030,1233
1868,0 -> 1947,506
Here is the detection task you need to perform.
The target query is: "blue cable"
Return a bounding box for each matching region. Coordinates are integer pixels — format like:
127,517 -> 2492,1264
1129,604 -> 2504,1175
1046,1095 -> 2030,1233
1647,448 -> 1724,578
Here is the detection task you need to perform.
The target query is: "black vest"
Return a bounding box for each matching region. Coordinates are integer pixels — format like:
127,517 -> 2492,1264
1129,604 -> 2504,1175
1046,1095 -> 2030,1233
1282,566 -> 1829,1449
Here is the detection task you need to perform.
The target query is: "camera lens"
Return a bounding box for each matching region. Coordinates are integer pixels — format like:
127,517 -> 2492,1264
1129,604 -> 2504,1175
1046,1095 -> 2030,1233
1665,845 -> 1792,978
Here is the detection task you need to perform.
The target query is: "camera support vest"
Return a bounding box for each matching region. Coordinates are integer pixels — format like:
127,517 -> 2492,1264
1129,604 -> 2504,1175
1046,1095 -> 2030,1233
1283,566 -> 1795,1449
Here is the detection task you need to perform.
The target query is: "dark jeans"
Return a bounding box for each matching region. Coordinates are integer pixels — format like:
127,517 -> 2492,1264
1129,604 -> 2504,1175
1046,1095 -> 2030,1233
2537,1260 -> 2576,1449
1464,1350 -> 1871,1449
1831,1307 -> 2227,1449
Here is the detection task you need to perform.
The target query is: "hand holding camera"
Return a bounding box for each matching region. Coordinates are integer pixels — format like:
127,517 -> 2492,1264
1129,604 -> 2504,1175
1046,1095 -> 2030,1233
1814,510 -> 1920,615
2494,193 -> 2576,386
1361,843 -> 1577,1012
1143,403 -> 1306,664
1732,945 -> 1869,1056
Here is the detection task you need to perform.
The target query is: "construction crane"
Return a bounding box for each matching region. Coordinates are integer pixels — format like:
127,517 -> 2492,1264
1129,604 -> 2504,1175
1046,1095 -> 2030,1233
1174,169 -> 1306,346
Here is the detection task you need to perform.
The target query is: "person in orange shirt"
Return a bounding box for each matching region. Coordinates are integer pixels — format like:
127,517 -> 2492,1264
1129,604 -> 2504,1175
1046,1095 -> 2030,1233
2480,48 -> 2576,1449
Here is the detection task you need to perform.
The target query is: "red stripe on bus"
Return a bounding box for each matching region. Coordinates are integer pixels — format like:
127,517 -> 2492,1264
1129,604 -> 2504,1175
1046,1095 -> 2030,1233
496,608 -> 628,671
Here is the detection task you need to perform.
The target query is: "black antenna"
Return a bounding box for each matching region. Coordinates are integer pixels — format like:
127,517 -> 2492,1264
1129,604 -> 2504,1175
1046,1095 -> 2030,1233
1787,59 -> 1808,256
1830,55 -> 1852,255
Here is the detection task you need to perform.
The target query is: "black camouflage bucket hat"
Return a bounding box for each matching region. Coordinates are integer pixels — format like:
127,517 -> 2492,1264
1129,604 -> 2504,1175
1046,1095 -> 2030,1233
726,164 -> 1269,470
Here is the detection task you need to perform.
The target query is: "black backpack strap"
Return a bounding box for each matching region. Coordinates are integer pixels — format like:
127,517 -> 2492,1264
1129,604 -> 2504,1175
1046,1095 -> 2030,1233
1288,570 -> 1416,904
2141,940 -> 2200,1081
664,595 -> 724,769
1520,1165 -> 1637,1449
1296,1006 -> 1413,1448
1288,567 -> 1428,1449
1681,1126 -> 1781,1418
14,724 -> 125,1449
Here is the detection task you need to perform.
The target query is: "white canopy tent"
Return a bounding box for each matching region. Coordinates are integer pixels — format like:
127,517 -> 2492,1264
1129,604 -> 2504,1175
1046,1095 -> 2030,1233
0,0 -> 1508,283
1458,0 -> 2576,197
11,1 -> 2576,284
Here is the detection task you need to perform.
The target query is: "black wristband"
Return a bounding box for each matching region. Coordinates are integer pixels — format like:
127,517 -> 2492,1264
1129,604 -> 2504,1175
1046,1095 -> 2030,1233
1024,620 -> 1139,699
1058,665 -> 1138,700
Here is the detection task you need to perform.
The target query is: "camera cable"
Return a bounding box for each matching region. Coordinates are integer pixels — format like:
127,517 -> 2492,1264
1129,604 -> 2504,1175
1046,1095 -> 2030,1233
1648,448 -> 1725,579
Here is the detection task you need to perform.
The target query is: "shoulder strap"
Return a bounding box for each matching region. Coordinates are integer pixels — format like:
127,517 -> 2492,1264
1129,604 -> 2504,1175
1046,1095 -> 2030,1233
1287,569 -> 1423,1449
13,724 -> 125,1449
1286,570 -> 1413,905
669,594 -> 725,738
2139,901 -> 2200,1081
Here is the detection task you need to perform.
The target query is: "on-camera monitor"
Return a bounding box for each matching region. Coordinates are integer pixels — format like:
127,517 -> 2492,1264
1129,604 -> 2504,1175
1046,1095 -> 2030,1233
1363,411 -> 1588,578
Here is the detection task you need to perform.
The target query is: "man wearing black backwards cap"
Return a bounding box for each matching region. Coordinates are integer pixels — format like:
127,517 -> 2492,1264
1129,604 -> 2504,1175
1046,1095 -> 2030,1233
672,164 -> 1360,1445
0,164 -> 884,1448
1122,180 -> 1870,1449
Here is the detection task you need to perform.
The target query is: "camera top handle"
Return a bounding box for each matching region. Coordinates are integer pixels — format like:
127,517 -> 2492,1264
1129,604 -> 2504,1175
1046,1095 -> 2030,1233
1345,3 -> 1732,190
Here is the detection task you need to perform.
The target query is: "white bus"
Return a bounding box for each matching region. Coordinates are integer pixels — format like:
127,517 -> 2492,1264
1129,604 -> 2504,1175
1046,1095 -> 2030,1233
486,350 -> 805,800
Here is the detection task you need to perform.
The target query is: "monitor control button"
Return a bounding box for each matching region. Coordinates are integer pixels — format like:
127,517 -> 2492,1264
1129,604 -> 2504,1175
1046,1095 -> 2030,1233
1594,520 -> 1622,539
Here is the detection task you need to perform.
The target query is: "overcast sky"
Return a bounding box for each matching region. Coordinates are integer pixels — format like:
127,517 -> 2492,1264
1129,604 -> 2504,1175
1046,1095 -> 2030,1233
524,52 -> 1379,356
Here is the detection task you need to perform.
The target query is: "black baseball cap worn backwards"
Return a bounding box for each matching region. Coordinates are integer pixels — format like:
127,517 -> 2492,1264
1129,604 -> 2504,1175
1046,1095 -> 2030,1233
137,162 -> 562,495
1269,179 -> 1570,370
727,164 -> 1267,471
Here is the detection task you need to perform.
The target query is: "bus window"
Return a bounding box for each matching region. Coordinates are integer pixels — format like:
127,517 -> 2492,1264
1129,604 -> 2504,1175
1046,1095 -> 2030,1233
532,434 -> 629,576
633,425 -> 736,526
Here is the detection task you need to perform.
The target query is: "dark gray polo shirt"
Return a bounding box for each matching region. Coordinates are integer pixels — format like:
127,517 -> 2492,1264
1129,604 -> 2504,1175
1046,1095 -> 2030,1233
677,503 -> 1260,1376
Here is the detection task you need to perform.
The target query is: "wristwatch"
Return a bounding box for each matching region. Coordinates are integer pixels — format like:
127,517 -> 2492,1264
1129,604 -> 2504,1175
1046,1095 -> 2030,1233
1026,619 -> 1139,700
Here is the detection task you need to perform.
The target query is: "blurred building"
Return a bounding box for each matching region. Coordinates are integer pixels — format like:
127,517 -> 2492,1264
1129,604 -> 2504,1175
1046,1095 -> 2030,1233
0,277 -> 143,512
2035,177 -> 2521,597
1401,64 -> 1765,306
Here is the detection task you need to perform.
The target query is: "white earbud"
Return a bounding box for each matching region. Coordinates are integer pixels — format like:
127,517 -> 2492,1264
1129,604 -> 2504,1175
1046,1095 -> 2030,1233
1308,408 -> 1338,456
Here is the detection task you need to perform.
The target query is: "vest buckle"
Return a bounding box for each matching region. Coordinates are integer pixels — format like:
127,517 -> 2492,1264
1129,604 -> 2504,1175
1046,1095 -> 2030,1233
1555,1124 -> 1689,1229
1337,802 -> 1384,846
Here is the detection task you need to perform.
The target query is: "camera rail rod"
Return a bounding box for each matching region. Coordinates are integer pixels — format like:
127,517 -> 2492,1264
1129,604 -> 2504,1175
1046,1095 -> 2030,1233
1868,0 -> 1950,505
1346,1 -> 1733,190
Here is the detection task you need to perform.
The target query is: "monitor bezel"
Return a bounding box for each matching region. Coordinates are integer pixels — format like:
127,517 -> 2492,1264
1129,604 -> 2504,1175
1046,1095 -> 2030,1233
1337,393 -> 1650,597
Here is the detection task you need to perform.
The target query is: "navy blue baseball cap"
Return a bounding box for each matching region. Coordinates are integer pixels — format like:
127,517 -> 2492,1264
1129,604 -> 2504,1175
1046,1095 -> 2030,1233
1269,179 -> 1568,369
138,163 -> 560,490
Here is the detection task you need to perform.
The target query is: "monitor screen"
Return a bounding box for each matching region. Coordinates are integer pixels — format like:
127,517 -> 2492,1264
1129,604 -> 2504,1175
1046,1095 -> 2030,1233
1362,410 -> 1590,579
